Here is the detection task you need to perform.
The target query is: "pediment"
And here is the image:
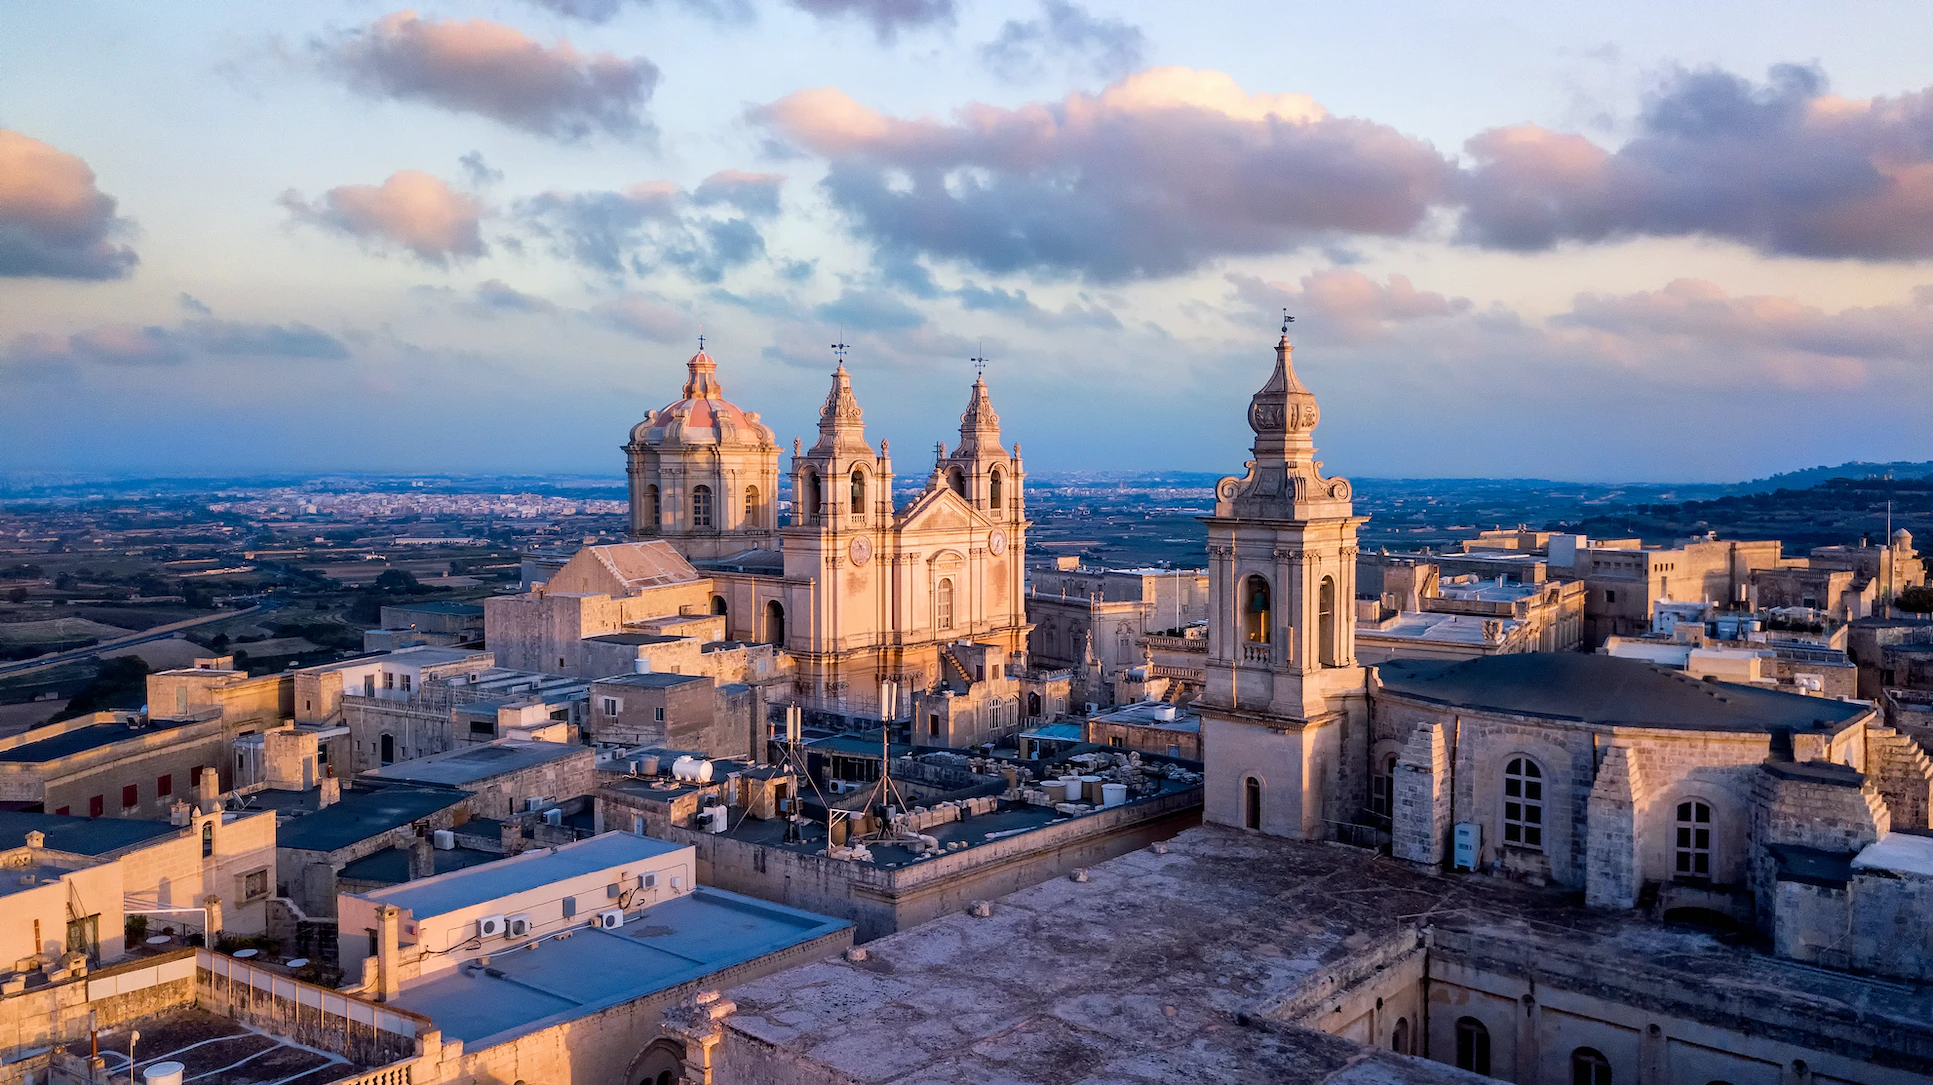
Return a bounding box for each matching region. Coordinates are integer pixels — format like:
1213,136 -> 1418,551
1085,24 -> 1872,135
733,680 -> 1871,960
896,486 -> 988,533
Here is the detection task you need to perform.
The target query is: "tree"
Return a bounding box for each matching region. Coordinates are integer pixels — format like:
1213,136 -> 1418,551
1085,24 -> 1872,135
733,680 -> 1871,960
183,586 -> 215,609
60,656 -> 151,719
1899,584 -> 1933,614
5,587 -> 24,604
375,569 -> 421,594
54,572 -> 75,591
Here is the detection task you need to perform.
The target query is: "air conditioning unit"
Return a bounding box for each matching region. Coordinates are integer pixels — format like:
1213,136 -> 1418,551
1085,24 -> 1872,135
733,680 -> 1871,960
524,797 -> 546,812
542,808 -> 563,826
1453,823 -> 1481,872
431,829 -> 455,850
641,872 -> 657,889
594,909 -> 624,929
506,914 -> 531,938
477,914 -> 505,939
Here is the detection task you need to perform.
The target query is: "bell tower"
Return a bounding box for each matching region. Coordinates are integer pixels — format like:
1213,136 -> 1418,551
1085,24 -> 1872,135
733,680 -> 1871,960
1198,316 -> 1369,839
934,360 -> 1024,526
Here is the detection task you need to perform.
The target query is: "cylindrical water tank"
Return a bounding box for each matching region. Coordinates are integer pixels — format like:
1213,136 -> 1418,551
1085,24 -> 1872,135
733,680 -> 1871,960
672,756 -> 714,783
637,754 -> 661,776
1059,776 -> 1082,801
1101,783 -> 1128,808
145,1063 -> 185,1085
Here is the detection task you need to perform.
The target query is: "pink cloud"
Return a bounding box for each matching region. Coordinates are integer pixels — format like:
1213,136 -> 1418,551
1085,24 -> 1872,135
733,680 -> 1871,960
281,170 -> 486,265
0,130 -> 138,280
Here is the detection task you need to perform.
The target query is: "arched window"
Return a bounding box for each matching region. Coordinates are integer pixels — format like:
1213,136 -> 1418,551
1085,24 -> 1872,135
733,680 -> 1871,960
1243,776 -> 1262,830
1675,800 -> 1712,880
947,466 -> 967,499
1243,575 -> 1271,644
1371,753 -> 1397,823
380,733 -> 395,766
1455,1017 -> 1490,1075
1391,1016 -> 1410,1055
1027,692 -> 1041,718
710,595 -> 727,617
851,467 -> 867,514
744,485 -> 761,528
1571,1047 -> 1611,1085
645,484 -> 661,529
691,485 -> 713,528
764,601 -> 786,645
1503,757 -> 1543,849
802,469 -> 822,522
201,821 -> 214,858
1318,576 -> 1337,666
936,578 -> 955,630
989,468 -> 1004,512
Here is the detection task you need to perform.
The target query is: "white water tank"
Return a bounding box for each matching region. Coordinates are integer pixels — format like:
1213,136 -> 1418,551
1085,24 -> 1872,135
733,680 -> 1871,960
1058,776 -> 1082,801
431,829 -> 455,850
1101,783 -> 1127,808
633,657 -> 652,674
1152,704 -> 1178,722
144,1063 -> 185,1085
672,756 -> 714,783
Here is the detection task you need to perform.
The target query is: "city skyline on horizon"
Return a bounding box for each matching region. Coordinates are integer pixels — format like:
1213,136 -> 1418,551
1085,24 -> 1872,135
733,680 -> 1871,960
5,2 -> 1932,483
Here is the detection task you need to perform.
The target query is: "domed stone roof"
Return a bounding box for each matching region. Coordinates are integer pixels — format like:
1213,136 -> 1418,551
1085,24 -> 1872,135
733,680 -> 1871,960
629,348 -> 776,451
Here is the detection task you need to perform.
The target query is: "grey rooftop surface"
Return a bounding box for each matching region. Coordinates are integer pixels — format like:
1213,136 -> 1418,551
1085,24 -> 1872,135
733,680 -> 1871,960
721,825 -> 1933,1085
336,844 -> 502,886
598,671 -> 710,688
390,886 -> 849,1047
269,784 -> 471,854
0,811 -> 177,854
360,739 -> 586,788
1092,702 -> 1202,732
303,646 -> 488,673
0,718 -> 197,763
587,632 -> 686,646
383,601 -> 485,616
364,830 -> 685,919
1376,652 -> 1868,731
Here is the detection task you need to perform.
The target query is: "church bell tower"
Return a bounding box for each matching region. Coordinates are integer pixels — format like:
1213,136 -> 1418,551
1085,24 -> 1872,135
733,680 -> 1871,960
1198,318 -> 1369,839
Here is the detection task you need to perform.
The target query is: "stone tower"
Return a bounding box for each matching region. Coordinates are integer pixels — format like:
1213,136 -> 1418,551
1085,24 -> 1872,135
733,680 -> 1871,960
624,344 -> 781,560
1198,326 -> 1369,838
935,374 -> 1025,528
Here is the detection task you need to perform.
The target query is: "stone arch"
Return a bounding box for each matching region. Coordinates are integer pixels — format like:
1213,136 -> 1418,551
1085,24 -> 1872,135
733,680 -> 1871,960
765,600 -> 786,646
850,465 -> 868,514
645,484 -> 661,529
1243,574 -> 1271,644
1644,771 -> 1754,888
1243,775 -> 1263,830
801,467 -> 822,523
691,484 -> 714,528
710,595 -> 728,617
623,1038 -> 686,1085
989,466 -> 1004,512
744,484 -> 761,529
1318,575 -> 1337,666
946,465 -> 967,500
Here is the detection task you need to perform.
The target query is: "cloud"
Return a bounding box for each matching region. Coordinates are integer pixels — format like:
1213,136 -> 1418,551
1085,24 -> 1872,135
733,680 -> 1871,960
980,1 -> 1144,83
753,67 -> 1454,282
3,315 -> 349,369
789,0 -> 955,41
517,179 -> 771,282
592,293 -> 691,341
459,150 -> 504,186
691,170 -> 785,216
814,288 -> 926,332
1227,269 -> 1472,344
318,12 -> 658,141
281,170 -> 486,265
1458,64 -> 1933,260
0,129 -> 139,280
956,283 -> 1120,329
473,279 -> 559,314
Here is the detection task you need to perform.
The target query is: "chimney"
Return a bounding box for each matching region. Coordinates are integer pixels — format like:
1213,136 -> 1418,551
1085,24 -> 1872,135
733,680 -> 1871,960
318,776 -> 341,809
376,904 -> 401,1002
203,895 -> 223,944
500,820 -> 524,856
408,837 -> 435,880
196,766 -> 221,814
24,830 -> 45,849
169,800 -> 191,827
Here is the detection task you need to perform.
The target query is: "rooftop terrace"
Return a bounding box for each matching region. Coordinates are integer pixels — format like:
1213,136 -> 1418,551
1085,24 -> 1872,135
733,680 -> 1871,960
360,739 -> 586,788
366,831 -> 685,918
390,886 -> 848,1047
260,784 -> 471,853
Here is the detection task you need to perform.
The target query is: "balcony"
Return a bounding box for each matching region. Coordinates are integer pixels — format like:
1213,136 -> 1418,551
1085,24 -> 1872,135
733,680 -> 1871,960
1241,643 -> 1271,665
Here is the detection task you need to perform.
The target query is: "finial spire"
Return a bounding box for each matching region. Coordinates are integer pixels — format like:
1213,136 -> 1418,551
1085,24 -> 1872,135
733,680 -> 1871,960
1280,308 -> 1294,336
971,341 -> 988,380
830,333 -> 850,361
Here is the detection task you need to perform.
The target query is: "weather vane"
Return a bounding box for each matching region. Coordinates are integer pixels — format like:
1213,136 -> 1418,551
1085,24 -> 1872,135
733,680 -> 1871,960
1281,308 -> 1294,334
831,334 -> 849,360
970,343 -> 988,378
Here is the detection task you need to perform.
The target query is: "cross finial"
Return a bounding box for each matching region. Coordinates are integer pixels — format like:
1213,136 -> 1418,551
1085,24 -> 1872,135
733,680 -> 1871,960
970,351 -> 988,378
697,331 -> 706,352
830,334 -> 850,359
1280,308 -> 1294,335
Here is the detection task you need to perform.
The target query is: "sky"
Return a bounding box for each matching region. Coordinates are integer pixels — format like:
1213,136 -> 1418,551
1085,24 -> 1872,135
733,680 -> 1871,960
3,1 -> 1932,484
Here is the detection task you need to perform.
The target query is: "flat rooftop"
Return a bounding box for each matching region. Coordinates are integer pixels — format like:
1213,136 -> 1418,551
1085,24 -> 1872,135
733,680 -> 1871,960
389,886 -> 849,1047
1377,652 -> 1869,732
265,784 -> 472,854
337,844 -> 502,885
68,1007 -> 382,1085
1092,702 -> 1201,731
383,601 -> 485,616
365,831 -> 685,919
597,671 -> 709,688
587,632 -> 685,646
0,811 -> 177,854
302,646 -> 488,673
723,825 -> 1933,1085
1365,612 -> 1522,644
0,718 -> 197,763
361,739 -> 587,788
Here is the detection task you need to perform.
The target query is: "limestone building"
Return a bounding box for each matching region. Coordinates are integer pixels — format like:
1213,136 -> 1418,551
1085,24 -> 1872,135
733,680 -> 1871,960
622,345 -> 1033,725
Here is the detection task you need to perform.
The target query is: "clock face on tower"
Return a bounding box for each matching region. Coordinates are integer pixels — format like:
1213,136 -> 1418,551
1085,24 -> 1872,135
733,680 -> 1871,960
849,535 -> 873,566
988,529 -> 1007,556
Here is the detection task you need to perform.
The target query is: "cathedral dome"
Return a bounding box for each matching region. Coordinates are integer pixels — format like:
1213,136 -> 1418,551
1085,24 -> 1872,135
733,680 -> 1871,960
629,348 -> 776,451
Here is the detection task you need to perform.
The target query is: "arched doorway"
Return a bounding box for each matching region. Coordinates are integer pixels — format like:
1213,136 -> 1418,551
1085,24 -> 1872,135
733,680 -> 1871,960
1243,776 -> 1262,830
624,1038 -> 685,1085
710,595 -> 728,617
1027,691 -> 1042,718
765,600 -> 786,645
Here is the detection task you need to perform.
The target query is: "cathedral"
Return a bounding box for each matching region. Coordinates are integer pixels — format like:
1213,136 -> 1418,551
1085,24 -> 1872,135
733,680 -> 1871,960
623,344 -> 1032,721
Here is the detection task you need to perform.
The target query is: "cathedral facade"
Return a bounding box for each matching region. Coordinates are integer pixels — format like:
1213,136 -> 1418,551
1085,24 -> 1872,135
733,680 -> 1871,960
626,346 -> 1031,719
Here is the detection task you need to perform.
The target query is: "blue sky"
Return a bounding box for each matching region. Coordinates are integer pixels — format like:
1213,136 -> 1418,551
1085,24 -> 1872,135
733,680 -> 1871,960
4,1 -> 1932,482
